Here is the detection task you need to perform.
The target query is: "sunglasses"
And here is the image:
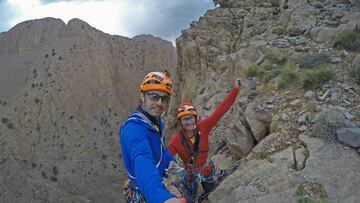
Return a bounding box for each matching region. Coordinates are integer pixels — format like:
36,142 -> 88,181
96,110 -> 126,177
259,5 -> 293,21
180,115 -> 195,123
146,92 -> 170,103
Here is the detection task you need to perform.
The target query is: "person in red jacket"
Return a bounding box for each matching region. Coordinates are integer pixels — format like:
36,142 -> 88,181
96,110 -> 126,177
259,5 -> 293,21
167,78 -> 242,201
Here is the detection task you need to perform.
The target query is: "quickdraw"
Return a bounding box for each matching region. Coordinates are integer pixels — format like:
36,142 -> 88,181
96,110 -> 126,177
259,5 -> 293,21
122,180 -> 145,203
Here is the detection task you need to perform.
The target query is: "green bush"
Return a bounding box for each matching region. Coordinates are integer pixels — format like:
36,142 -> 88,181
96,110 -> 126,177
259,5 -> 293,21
246,52 -> 293,84
1,117 -> 9,124
264,51 -> 288,65
272,26 -> 285,35
297,197 -> 330,203
288,26 -> 305,37
350,55 -> 360,83
333,30 -> 360,52
270,0 -> 281,7
302,64 -> 336,89
246,51 -> 337,90
297,53 -> 332,69
219,63 -> 228,73
311,107 -> 348,139
245,63 -> 278,82
278,63 -> 299,88
245,63 -> 265,78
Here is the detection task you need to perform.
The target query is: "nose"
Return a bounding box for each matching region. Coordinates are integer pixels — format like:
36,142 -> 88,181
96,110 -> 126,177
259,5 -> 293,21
155,98 -> 163,105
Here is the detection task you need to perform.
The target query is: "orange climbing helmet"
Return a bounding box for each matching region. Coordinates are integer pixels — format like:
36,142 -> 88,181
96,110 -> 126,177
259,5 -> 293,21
140,71 -> 173,95
176,102 -> 197,119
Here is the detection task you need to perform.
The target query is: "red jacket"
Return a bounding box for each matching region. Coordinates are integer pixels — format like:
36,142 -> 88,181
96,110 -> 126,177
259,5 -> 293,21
167,87 -> 239,176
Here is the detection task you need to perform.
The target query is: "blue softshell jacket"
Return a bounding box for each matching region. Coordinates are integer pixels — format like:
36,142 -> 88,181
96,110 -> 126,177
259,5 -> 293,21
120,111 -> 176,203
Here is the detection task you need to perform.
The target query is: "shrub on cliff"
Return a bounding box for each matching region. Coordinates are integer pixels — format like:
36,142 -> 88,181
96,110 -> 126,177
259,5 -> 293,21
302,64 -> 336,89
333,30 -> 360,52
350,55 -> 360,83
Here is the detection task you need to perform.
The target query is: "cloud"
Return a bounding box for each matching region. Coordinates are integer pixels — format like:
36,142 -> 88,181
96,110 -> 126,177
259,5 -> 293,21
121,0 -> 213,41
0,0 -> 214,43
0,1 -> 17,31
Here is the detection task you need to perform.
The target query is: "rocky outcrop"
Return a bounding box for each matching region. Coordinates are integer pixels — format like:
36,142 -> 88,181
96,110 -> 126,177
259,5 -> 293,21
0,18 -> 176,203
337,127 -> 360,147
244,100 -> 272,142
208,134 -> 360,202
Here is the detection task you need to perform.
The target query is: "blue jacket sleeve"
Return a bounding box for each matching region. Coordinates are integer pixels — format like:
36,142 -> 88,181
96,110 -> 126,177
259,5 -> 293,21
164,149 -> 176,163
121,123 -> 176,203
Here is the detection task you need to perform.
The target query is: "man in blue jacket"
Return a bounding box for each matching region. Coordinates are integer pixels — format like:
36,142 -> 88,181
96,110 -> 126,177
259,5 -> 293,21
120,71 -> 181,203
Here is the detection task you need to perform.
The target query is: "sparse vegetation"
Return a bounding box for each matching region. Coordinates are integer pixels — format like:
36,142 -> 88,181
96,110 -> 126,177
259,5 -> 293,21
297,53 -> 332,69
1,117 -> 9,124
350,55 -> 360,83
278,63 -> 299,88
288,26 -> 305,37
7,122 -> 14,129
41,171 -> 48,179
50,176 -> 58,182
264,51 -> 288,65
311,108 -> 348,139
246,52 -> 301,88
332,29 -> 360,52
296,179 -> 329,203
258,148 -> 268,159
272,26 -> 285,35
219,63 -> 228,73
302,64 -> 336,89
303,148 -> 310,159
53,166 -> 58,175
283,0 -> 289,9
246,51 -> 337,90
269,0 -> 280,7
245,63 -> 265,78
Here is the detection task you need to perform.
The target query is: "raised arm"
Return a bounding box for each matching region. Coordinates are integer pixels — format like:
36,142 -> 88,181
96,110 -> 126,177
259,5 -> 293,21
200,78 -> 242,134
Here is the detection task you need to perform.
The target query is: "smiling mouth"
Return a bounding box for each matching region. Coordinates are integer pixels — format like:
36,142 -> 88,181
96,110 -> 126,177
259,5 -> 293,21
152,106 -> 163,113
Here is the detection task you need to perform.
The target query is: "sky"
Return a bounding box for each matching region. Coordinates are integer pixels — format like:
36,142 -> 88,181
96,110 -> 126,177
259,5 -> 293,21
0,0 -> 214,44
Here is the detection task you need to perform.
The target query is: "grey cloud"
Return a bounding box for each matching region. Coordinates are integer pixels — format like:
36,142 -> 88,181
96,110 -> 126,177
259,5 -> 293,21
123,0 -> 214,40
0,0 -> 214,41
40,0 -> 92,3
0,1 -> 16,32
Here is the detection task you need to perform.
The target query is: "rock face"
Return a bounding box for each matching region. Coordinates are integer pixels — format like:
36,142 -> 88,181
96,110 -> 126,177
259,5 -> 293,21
208,135 -> 360,203
0,18 -> 176,202
170,0 -> 360,202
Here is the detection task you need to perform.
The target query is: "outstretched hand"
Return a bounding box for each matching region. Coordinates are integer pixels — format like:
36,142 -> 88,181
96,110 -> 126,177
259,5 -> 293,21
234,78 -> 242,88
